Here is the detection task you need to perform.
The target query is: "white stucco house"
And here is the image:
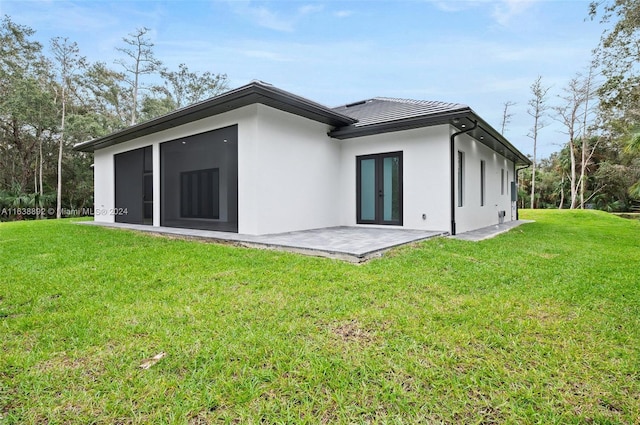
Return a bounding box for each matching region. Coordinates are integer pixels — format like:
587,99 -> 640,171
74,81 -> 530,236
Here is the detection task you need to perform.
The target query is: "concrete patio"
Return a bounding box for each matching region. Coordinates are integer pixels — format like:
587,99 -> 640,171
450,219 -> 534,242
77,220 -> 531,262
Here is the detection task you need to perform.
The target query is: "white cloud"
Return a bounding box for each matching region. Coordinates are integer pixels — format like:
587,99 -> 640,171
431,0 -> 491,13
432,1 -> 471,12
298,4 -> 324,15
334,10 -> 354,18
241,4 -> 296,32
227,1 -> 324,32
492,0 -> 537,26
429,0 -> 539,26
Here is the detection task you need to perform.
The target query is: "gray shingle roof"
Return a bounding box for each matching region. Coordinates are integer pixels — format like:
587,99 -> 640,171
332,97 -> 470,127
330,96 -> 530,165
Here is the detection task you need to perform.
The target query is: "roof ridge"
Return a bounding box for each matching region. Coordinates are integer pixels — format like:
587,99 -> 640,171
373,96 -> 468,108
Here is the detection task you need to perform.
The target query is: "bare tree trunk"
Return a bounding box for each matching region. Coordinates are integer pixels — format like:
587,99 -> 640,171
51,37 -> 87,219
56,139 -> 63,218
527,76 -> 550,209
553,74 -> 591,209
559,173 -> 565,209
579,66 -> 594,209
33,154 -> 38,193
580,138 -> 586,208
131,62 -> 139,125
531,146 -> 537,209
569,139 -> 577,209
39,133 -> 44,219
56,86 -> 65,219
501,101 -> 516,135
115,28 -> 161,126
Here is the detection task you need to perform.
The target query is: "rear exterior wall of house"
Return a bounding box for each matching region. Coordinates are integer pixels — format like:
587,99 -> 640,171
93,108 -> 517,236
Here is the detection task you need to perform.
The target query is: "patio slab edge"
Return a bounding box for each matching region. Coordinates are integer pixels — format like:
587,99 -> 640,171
238,232 -> 448,263
450,220 -> 534,242
75,221 -> 447,262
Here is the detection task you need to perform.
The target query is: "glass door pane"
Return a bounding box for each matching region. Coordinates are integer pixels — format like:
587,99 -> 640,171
383,156 -> 400,222
360,158 -> 376,221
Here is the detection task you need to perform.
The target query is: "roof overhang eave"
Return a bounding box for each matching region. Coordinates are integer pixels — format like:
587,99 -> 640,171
329,109 -> 531,166
73,82 -> 357,153
465,113 -> 532,165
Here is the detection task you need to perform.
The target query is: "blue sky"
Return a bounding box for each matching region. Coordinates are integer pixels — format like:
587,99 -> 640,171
1,0 -> 605,158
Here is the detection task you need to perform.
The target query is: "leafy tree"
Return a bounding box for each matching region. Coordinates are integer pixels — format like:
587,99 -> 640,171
590,0 -> 640,121
535,153 -> 567,209
533,133 -> 640,211
0,17 -> 231,221
592,160 -> 639,211
160,63 -> 228,109
79,62 -> 130,133
623,125 -> 640,199
137,64 -> 229,122
589,1 -> 640,211
0,16 -> 56,193
137,94 -> 175,122
0,17 -> 97,218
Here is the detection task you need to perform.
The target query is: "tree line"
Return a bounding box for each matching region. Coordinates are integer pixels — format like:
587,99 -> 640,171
0,17 -> 228,220
511,0 -> 640,212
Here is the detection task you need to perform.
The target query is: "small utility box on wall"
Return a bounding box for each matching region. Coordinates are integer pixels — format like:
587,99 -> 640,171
498,210 -> 506,224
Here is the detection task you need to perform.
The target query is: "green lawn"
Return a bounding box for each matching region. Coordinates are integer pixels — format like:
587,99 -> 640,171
1,210 -> 639,424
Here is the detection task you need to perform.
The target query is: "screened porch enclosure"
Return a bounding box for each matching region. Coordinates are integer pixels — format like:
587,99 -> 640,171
160,125 -> 238,232
114,145 -> 153,225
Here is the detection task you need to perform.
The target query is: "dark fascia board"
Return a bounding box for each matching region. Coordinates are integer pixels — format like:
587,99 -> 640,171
328,108 -> 471,139
73,81 -> 357,152
329,109 -> 531,165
